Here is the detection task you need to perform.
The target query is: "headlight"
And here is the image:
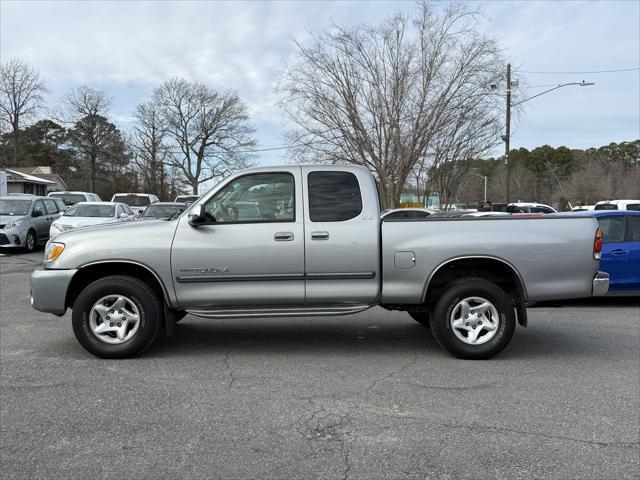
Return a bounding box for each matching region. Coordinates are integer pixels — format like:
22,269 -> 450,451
44,242 -> 65,263
5,220 -> 23,229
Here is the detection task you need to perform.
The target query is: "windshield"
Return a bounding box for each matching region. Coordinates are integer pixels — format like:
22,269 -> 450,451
0,199 -> 31,216
142,204 -> 185,219
64,205 -> 115,218
594,204 -> 618,210
113,195 -> 151,207
175,195 -> 199,202
49,193 -> 85,205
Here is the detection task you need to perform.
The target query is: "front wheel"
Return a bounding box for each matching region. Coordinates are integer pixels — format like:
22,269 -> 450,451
72,275 -> 163,358
24,230 -> 36,252
430,278 -> 515,360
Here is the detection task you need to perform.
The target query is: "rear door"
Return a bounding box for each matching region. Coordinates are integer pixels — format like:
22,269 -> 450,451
597,216 -> 628,291
624,216 -> 640,290
302,167 -> 380,304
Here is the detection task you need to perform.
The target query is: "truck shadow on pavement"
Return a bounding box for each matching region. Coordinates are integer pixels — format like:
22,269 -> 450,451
134,315 -> 626,361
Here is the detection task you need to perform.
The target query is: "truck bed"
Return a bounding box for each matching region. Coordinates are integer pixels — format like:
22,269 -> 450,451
380,215 -> 600,303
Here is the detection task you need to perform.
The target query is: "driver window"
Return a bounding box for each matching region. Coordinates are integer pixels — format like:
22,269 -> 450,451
33,201 -> 45,216
204,172 -> 295,224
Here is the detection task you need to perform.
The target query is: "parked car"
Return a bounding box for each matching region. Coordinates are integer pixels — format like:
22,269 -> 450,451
48,191 -> 102,206
174,194 -> 200,204
567,211 -> 640,295
381,208 -> 439,220
506,202 -> 557,214
141,202 -> 187,220
594,199 -> 640,211
110,193 -> 159,217
31,165 -> 609,360
49,202 -> 136,238
0,196 -> 63,251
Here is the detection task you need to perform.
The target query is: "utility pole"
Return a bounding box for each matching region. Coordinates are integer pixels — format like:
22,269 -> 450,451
505,63 -> 512,203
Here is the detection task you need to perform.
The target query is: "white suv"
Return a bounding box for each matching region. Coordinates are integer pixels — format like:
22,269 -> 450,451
594,199 -> 640,211
110,193 -> 159,216
48,191 -> 102,207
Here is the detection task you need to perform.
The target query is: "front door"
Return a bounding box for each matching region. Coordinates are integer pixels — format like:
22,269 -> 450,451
31,200 -> 51,240
171,168 -> 305,308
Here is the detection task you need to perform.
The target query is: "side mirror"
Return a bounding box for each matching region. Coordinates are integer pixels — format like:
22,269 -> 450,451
188,204 -> 207,225
32,210 -> 42,218
119,213 -> 128,219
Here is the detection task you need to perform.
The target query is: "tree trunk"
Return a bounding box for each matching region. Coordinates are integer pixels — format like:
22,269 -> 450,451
12,128 -> 19,167
90,155 -> 96,193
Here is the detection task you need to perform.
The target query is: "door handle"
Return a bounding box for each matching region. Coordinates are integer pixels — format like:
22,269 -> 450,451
274,232 -> 294,241
611,249 -> 629,256
311,231 -> 329,240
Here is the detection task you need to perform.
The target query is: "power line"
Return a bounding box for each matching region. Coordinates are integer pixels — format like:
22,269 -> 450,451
518,67 -> 639,74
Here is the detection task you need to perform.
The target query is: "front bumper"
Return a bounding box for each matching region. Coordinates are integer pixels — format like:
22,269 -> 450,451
0,228 -> 26,247
30,268 -> 78,315
592,271 -> 610,296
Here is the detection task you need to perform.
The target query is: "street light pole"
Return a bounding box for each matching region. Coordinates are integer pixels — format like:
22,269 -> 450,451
469,172 -> 488,203
502,67 -> 594,204
505,64 -> 512,203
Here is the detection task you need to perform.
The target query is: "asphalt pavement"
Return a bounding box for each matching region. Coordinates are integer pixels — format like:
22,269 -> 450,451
1,249 -> 639,479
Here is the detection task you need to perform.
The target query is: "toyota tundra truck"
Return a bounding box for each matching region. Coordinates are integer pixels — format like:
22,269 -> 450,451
30,165 -> 609,359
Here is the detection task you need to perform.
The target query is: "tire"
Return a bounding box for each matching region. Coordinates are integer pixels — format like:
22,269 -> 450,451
430,278 -> 515,360
72,275 -> 163,358
24,230 -> 36,252
409,311 -> 430,329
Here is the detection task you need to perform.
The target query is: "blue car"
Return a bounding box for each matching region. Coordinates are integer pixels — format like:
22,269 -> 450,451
567,210 -> 640,295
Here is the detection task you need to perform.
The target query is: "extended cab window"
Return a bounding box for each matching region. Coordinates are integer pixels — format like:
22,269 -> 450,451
205,172 -> 295,223
308,171 -> 362,222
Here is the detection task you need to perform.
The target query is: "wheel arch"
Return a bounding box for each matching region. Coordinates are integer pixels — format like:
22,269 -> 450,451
65,260 -> 173,310
422,255 -> 528,305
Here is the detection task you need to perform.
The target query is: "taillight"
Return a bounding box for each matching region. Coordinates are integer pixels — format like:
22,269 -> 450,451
594,228 -> 602,260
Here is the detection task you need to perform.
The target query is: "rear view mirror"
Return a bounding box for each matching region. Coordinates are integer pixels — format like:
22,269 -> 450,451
188,204 -> 206,225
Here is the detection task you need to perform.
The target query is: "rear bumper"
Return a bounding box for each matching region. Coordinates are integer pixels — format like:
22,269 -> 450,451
592,271 -> 610,296
30,268 -> 78,315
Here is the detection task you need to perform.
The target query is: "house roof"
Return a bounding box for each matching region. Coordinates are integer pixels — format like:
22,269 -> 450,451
2,168 -> 56,185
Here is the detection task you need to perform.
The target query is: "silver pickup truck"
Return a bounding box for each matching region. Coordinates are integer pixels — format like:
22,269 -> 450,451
30,165 -> 609,359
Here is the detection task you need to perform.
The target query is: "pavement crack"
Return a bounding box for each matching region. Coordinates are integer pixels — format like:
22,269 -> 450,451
436,421 -> 639,448
363,346 -> 418,395
222,348 -> 237,389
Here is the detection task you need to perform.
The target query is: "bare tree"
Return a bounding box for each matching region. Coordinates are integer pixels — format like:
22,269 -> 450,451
153,78 -> 256,194
420,100 -> 500,208
63,86 -> 112,192
131,101 -> 173,199
0,59 -> 47,166
281,2 -> 503,207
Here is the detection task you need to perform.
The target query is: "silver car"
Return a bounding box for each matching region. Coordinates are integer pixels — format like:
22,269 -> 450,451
0,196 -> 63,251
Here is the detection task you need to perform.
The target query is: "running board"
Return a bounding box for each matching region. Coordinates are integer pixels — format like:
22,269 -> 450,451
185,304 -> 373,319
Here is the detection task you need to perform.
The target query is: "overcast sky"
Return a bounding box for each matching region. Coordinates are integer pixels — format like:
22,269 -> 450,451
1,0 -> 639,166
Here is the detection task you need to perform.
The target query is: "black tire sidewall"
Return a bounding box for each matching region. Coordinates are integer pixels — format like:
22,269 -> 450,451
72,276 -> 161,358
25,230 -> 36,252
431,279 -> 515,359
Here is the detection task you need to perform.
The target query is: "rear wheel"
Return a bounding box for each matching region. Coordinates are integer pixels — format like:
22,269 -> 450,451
72,275 -> 162,358
430,278 -> 515,359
